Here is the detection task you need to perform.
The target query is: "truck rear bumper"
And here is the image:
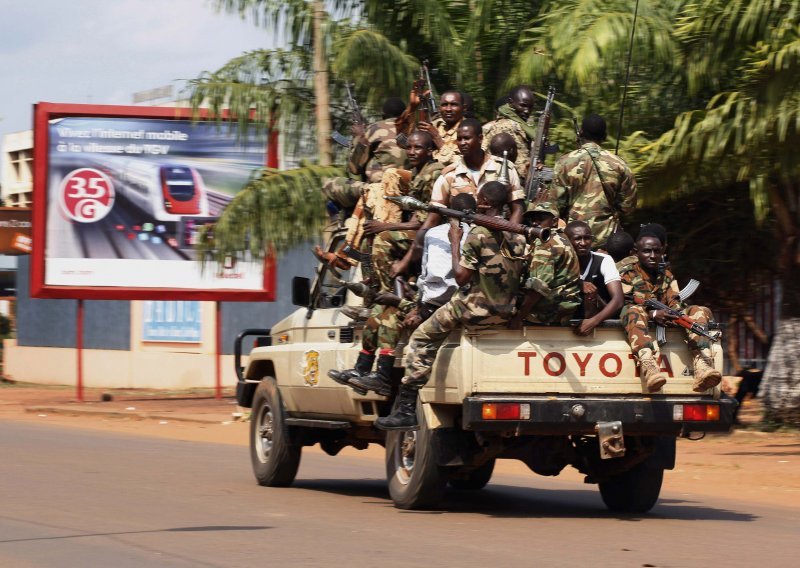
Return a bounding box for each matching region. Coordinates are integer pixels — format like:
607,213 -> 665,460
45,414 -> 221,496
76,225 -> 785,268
462,395 -> 737,435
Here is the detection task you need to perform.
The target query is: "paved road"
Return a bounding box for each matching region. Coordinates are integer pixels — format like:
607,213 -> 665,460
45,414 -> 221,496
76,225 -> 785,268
1,420 -> 797,567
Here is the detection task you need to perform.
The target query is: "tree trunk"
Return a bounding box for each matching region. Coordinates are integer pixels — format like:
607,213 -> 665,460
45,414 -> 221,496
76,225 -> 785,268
312,0 -> 333,166
762,317 -> 800,424
762,183 -> 800,424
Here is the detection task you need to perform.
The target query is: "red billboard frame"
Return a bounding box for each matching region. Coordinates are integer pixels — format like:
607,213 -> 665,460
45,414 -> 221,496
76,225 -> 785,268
32,102 -> 276,301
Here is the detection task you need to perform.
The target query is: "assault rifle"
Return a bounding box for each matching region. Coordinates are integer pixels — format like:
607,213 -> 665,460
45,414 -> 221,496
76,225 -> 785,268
525,86 -> 558,201
421,59 -> 438,118
396,60 -> 439,149
638,292 -> 720,343
331,82 -> 366,147
385,195 -> 551,243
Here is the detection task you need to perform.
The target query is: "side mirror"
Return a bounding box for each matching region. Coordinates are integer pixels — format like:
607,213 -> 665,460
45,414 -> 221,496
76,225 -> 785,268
291,276 -> 311,307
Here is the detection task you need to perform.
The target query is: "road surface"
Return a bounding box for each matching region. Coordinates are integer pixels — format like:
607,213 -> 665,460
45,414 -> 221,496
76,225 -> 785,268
1,419 -> 797,567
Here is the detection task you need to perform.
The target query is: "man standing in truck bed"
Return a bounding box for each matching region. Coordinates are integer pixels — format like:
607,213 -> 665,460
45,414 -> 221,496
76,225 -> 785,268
619,227 -> 722,393
375,181 -> 526,431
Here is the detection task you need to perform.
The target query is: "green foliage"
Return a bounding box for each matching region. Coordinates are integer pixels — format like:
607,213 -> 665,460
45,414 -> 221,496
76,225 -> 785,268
197,164 -> 343,264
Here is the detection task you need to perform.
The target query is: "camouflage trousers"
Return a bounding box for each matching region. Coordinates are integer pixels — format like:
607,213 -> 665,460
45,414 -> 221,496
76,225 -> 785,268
362,304 -> 402,353
621,304 -> 714,356
372,229 -> 415,291
403,302 -> 504,387
322,177 -> 366,209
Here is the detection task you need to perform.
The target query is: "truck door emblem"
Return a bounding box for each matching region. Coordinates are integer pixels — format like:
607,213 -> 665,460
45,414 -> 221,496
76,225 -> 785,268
303,350 -> 320,386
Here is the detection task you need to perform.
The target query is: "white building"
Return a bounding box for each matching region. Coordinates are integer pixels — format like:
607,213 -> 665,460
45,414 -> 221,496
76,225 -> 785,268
1,130 -> 33,207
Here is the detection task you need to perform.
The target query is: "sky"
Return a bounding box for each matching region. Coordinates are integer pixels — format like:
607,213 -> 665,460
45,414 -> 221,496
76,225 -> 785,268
0,0 -> 274,147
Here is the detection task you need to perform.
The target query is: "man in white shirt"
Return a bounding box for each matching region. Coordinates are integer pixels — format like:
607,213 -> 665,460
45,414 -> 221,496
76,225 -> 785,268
565,220 -> 624,336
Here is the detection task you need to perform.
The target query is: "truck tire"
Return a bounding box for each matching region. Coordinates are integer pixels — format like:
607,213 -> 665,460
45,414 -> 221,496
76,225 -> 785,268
385,403 -> 447,510
250,378 -> 301,487
598,460 -> 664,514
448,459 -> 495,491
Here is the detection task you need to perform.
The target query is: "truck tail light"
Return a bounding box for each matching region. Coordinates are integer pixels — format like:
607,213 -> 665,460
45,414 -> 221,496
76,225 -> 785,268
673,404 -> 720,421
482,403 -> 530,420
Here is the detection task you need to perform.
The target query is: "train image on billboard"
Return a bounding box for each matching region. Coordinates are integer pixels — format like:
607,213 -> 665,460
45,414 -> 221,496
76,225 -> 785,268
100,157 -> 210,222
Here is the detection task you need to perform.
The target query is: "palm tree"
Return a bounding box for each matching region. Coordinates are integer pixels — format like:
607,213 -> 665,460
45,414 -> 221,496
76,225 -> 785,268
636,0 -> 800,423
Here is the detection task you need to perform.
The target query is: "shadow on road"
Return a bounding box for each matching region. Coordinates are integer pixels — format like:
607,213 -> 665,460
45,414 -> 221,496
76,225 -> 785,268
288,478 -> 757,522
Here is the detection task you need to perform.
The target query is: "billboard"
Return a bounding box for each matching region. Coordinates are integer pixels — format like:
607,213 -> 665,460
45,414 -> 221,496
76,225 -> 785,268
0,208 -> 32,254
32,103 -> 275,300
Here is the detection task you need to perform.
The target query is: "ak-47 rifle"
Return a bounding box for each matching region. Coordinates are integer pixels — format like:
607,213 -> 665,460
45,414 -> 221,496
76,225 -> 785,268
331,82 -> 366,147
385,195 -> 551,243
636,293 -> 720,343
396,60 -> 438,148
525,86 -> 557,201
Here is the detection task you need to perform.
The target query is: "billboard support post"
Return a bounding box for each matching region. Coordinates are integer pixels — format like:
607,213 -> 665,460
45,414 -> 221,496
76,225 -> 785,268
215,301 -> 222,400
76,299 -> 84,402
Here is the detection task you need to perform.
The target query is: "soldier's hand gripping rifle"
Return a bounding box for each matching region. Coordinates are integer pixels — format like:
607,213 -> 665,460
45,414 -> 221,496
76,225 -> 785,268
385,195 -> 551,243
525,86 -> 558,201
396,60 -> 439,148
637,291 -> 720,343
331,82 -> 367,147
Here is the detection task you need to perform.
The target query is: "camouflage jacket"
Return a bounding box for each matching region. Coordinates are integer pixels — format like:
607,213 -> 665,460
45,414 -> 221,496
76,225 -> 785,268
482,117 -> 532,179
548,141 -> 637,247
431,153 -> 525,206
617,255 -> 682,310
451,225 -> 527,324
523,230 -> 582,323
349,118 -> 408,183
432,116 -> 461,167
408,159 -> 443,223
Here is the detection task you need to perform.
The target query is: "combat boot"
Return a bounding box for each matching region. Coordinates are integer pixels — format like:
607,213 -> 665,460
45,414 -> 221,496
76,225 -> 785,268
350,354 -> 394,397
638,348 -> 668,393
375,384 -> 419,431
328,351 -> 374,387
691,348 -> 722,392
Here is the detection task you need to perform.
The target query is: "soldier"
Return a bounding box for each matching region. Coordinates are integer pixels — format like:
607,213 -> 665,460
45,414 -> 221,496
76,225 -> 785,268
606,230 -> 635,263
488,132 -> 518,165
482,85 -> 536,179
327,131 -> 443,388
392,118 -> 526,277
564,220 -> 624,336
545,114 -> 637,248
618,228 -> 722,393
508,202 -> 582,329
346,193 -> 476,398
375,182 -> 526,431
322,97 -> 408,209
417,90 -> 465,167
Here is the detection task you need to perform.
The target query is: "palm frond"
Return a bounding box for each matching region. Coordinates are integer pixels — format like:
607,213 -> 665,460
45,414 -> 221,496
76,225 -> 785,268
197,164 -> 344,263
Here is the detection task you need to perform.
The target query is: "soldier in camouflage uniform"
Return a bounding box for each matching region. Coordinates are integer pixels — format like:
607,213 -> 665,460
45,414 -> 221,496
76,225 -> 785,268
508,202 -> 582,329
544,114 -> 637,248
420,91 -> 464,167
376,182 -> 526,431
322,98 -> 408,209
618,228 -> 721,393
482,86 -> 536,179
395,118 -> 527,277
328,131 -> 443,390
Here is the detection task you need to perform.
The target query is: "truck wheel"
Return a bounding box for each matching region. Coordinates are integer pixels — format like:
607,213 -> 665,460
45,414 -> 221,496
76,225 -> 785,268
250,378 -> 301,487
598,460 -> 664,514
385,404 -> 446,510
448,459 -> 495,491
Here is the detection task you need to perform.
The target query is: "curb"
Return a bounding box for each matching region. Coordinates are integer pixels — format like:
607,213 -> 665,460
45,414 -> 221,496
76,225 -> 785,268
24,406 -> 244,425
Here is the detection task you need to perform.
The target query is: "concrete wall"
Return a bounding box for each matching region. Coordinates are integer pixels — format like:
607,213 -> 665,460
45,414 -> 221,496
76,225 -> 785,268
4,246 -> 316,389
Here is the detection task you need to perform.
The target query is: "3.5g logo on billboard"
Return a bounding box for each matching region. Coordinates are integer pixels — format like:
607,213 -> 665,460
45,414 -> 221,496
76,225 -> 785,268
59,168 -> 115,223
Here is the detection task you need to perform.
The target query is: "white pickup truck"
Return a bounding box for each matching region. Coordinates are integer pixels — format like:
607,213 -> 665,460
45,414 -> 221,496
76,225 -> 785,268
234,229 -> 736,512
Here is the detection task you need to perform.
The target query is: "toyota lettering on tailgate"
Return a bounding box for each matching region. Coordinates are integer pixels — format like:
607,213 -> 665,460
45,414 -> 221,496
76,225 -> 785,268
517,351 -> 674,378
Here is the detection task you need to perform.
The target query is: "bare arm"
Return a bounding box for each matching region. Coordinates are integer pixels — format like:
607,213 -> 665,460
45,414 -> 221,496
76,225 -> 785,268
575,280 -> 624,336
508,290 -> 542,330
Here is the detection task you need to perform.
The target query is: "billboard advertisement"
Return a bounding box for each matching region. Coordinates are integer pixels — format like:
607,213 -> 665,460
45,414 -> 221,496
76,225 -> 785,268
0,208 -> 32,254
32,103 -> 275,300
